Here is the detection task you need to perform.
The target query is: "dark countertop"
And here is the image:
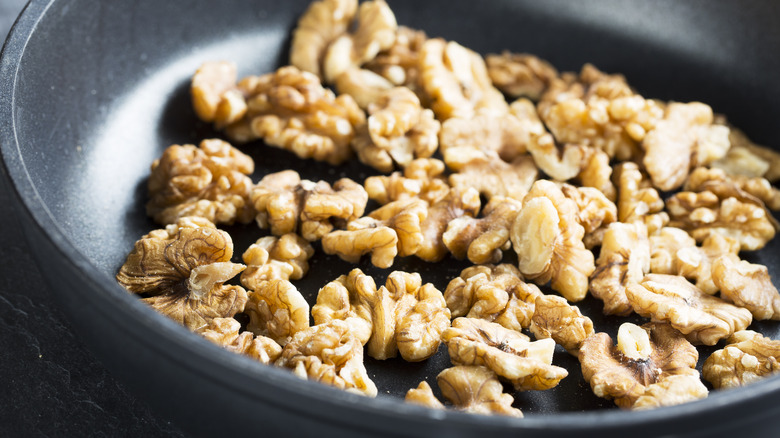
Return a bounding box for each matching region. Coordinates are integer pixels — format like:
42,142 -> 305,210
0,3 -> 186,437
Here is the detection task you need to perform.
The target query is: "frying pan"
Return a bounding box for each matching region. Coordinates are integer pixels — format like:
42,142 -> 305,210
2,0 -> 780,436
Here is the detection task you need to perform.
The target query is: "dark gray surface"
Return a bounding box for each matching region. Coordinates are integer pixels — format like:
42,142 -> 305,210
0,2 -> 185,436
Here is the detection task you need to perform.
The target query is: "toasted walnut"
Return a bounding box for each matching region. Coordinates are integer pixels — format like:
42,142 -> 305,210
404,381 -> 445,409
312,269 -> 375,345
444,264 -> 542,332
529,294 -> 594,355
252,171 -> 367,241
449,155 -> 538,202
199,317 -> 282,365
711,144 -> 771,180
579,322 -> 701,409
417,188 -> 481,262
351,87 -> 440,172
486,52 -> 558,101
444,197 -> 523,264
289,0 -> 358,79
631,374 -> 709,410
702,330 -> 780,389
590,222 -> 650,315
419,38 -> 507,121
712,257 -> 780,320
511,180 -> 595,302
276,320 -> 377,397
724,127 -> 780,182
685,166 -> 780,211
615,162 -> 669,234
365,26 -> 427,94
321,226 -> 398,268
437,366 -> 524,417
642,102 -> 730,191
560,183 -> 617,248
364,158 -> 450,205
626,274 -> 752,345
225,66 -> 365,165
116,217 -> 247,331
240,234 -> 314,289
191,61 -> 246,128
244,279 -> 310,346
578,148 -> 616,201
443,318 -> 567,390
527,138 -> 589,183
333,67 -> 395,109
146,139 -> 255,226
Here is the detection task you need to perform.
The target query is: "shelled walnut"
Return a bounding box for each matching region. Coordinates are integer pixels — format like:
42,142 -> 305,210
240,234 -> 314,289
712,257 -> 780,321
404,381 -> 445,410
199,317 -> 282,365
448,154 -> 538,202
560,183 -> 617,248
614,162 -> 669,234
529,294 -> 594,355
116,217 -> 247,331
364,158 -> 450,205
578,148 -> 616,201
364,26 -> 427,95
713,126 -> 780,182
289,0 -> 359,79
191,61 -> 247,129
146,139 -> 255,226
486,51 -> 558,101
416,188 -> 481,262
703,330 -> 780,389
685,166 -> 780,211
311,269 -> 375,345
244,279 -> 310,346
444,196 -> 523,264
631,375 -> 709,410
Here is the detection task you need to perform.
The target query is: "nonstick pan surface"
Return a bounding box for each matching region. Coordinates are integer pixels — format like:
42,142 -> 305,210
3,0 -> 780,436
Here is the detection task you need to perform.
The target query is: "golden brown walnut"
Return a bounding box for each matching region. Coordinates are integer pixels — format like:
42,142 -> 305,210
116,217 -> 247,331
448,155 -> 538,202
289,0 -> 358,79
251,171 -> 368,241
333,67 -> 395,109
444,197 -> 523,264
199,317 -> 282,365
191,61 -> 246,128
578,148 -> 616,201
718,127 -> 780,182
224,66 -> 365,165
702,330 -> 780,389
615,162 -> 669,234
146,139 -> 255,226
351,87 -> 440,172
443,318 -> 568,390
526,137 -> 589,183
631,375 -> 709,410
244,279 -> 310,346
276,320 -> 378,397
642,102 -> 730,191
711,145 -> 771,180
511,180 -> 595,302
590,222 -> 650,315
712,257 -> 780,320
529,294 -> 594,355
417,188 -> 481,262
560,183 -> 618,248
419,38 -> 508,121
240,234 -> 315,289
685,166 -> 780,211
312,269 -> 375,345
364,158 -> 450,205
444,264 -> 542,332
579,322 -> 702,409
364,26 -> 428,94
321,226 -> 398,268
404,381 -> 445,409
389,272 -> 452,361
436,366 -> 524,417
626,274 -> 752,345
486,52 -> 558,101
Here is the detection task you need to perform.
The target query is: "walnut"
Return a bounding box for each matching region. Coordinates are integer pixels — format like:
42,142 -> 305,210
244,279 -> 310,346
364,158 -> 450,205
631,374 -> 709,410
722,126 -> 780,182
404,381 -> 445,410
712,256 -> 780,321
146,139 -> 255,226
436,366 -> 523,417
444,264 -> 542,332
191,61 -> 246,128
685,166 -> 780,211
529,294 -> 594,355
702,330 -> 780,389
579,322 -> 702,409
486,51 -> 558,101
312,269 -> 375,345
419,38 -> 507,121
642,102 -> 730,191
615,162 -> 669,234
526,136 -> 589,183
511,180 -> 595,302
626,274 -> 752,345
416,187 -> 481,262
199,317 -> 282,365
590,222 -> 650,315
578,148 -> 616,201
443,197 -> 523,264
251,171 -> 367,241
364,26 -> 427,94
276,320 -> 378,397
240,234 -> 314,289
711,144 -> 771,180
224,66 -> 365,165
351,87 -> 440,172
448,154 -> 538,202
116,217 -> 247,331
333,67 -> 395,109
560,183 -> 618,249
289,0 -> 358,79
321,226 -> 398,268
442,317 -> 568,390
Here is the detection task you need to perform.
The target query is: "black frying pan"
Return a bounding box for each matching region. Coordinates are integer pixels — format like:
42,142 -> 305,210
2,0 -> 780,436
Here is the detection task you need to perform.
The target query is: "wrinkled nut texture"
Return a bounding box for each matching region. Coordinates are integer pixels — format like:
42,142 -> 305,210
199,317 -> 282,365
276,320 -> 378,397
711,143 -> 771,180
404,381 -> 445,409
346,197 -> 428,258
579,322 -> 700,408
321,226 -> 398,268
449,154 -> 538,202
444,197 -> 523,264
626,274 -> 752,345
147,139 -> 255,226
334,67 -> 395,109
590,222 -> 650,315
116,217 -> 247,331
486,51 -> 558,101
442,317 -> 568,390
560,183 -> 617,248
712,257 -> 780,321
364,26 -> 428,93
417,187 -> 481,262
444,264 -> 542,332
615,162 -> 669,234
352,87 -> 440,172
364,157 -> 449,205
512,180 -> 595,302
529,294 -> 594,354
703,330 -> 780,389
720,127 -> 780,182
685,166 -> 780,211
526,136 -> 589,183
226,66 -> 365,165
241,234 -> 315,289
643,102 -> 730,191
245,279 -> 310,346
631,374 -> 709,410
419,38 -> 508,121
578,148 -> 616,201
191,61 -> 247,128
437,366 -> 523,417
311,269 -> 375,345
290,0 -> 358,79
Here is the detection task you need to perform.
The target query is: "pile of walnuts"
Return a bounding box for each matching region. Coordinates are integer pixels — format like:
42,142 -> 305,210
117,0 -> 780,418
